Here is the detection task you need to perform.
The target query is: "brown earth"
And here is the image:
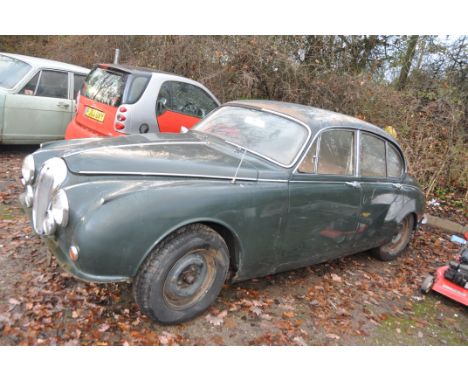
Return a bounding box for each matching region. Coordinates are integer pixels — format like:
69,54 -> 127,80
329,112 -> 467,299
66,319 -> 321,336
0,146 -> 466,345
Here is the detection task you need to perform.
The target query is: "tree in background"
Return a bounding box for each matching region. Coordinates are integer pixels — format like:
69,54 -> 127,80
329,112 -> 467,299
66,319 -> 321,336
396,35 -> 419,90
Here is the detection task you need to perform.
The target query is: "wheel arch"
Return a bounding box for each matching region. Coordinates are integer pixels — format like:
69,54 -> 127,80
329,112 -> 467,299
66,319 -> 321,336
133,218 -> 244,281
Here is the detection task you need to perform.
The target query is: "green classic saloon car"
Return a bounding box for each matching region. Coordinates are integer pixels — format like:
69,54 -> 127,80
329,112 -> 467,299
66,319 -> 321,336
20,100 -> 425,324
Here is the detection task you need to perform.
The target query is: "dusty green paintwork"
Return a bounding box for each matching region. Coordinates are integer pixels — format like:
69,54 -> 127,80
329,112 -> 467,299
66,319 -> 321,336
24,101 -> 425,284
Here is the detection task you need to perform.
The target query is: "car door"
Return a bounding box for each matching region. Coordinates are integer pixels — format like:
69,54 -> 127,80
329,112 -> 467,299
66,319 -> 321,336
353,132 -> 401,251
2,69 -> 73,143
156,81 -> 218,133
279,129 -> 362,268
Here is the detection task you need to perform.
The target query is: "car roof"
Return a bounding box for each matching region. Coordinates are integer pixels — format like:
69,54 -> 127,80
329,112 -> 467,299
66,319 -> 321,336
99,63 -> 199,82
0,52 -> 89,74
227,99 -> 401,148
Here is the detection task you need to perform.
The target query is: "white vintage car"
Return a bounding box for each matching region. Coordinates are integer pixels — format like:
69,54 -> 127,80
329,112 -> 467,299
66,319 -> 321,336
0,53 -> 89,144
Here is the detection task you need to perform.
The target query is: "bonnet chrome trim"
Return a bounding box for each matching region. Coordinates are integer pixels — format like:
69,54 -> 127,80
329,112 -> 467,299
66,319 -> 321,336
76,170 -> 289,183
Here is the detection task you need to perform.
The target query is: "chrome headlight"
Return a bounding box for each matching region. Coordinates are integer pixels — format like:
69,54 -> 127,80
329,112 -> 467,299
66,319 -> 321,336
45,157 -> 68,191
50,189 -> 69,227
21,155 -> 35,185
32,157 -> 69,235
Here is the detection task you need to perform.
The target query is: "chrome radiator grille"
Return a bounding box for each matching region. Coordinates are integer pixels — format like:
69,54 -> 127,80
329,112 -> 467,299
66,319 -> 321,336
32,164 -> 55,235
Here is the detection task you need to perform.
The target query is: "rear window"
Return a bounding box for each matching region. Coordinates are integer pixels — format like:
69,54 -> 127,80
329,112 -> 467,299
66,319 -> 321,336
0,54 -> 32,89
82,67 -> 127,106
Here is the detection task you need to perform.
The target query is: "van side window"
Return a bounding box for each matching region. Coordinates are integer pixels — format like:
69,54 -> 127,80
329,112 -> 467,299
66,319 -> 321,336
317,130 -> 355,176
35,70 -> 68,99
360,133 -> 386,177
387,143 -> 404,178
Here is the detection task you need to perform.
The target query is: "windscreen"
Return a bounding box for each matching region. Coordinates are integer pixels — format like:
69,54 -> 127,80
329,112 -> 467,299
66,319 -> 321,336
194,106 -> 309,166
82,67 -> 127,107
0,55 -> 32,89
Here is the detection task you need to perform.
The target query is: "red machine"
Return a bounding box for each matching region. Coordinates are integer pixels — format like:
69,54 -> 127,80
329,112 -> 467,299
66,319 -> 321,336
421,232 -> 468,306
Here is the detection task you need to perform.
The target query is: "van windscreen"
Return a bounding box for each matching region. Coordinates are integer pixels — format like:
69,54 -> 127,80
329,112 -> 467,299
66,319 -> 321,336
82,67 -> 127,107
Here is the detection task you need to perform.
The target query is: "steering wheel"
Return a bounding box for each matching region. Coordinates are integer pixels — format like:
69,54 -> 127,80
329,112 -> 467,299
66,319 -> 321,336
181,102 -> 200,116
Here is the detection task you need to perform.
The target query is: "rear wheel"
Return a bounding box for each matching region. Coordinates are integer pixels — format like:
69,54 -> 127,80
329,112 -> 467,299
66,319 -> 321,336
372,214 -> 414,261
133,224 -> 229,324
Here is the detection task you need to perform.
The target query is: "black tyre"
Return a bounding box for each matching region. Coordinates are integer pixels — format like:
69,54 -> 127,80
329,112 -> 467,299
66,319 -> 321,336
372,214 -> 414,261
133,224 -> 229,324
420,275 -> 434,294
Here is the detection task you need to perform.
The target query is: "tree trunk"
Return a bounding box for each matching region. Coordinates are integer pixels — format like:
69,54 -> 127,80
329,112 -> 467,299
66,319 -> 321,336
397,35 -> 419,90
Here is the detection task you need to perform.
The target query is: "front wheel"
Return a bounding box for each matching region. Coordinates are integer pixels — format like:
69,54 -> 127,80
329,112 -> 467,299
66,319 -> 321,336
372,214 -> 415,261
133,224 -> 229,324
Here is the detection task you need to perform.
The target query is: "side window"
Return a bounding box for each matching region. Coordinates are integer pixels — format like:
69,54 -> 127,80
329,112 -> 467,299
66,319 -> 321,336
126,76 -> 150,104
21,72 -> 40,95
171,81 -> 218,118
360,133 -> 386,177
387,143 -> 404,178
156,81 -> 173,114
73,74 -> 86,99
298,140 -> 317,173
317,130 -> 355,176
35,70 -> 68,99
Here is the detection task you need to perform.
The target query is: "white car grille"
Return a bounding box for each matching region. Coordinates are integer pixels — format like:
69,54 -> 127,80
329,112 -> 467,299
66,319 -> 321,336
32,164 -> 55,235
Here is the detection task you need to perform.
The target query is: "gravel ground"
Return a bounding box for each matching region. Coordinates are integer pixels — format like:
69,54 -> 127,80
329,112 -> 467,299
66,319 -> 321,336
0,145 -> 466,345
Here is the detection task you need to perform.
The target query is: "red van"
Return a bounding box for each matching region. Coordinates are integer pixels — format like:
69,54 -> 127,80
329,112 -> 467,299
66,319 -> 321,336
65,64 -> 220,139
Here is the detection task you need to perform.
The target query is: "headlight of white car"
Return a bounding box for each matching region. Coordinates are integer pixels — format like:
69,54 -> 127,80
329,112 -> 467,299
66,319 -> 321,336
21,155 -> 35,185
50,189 -> 69,227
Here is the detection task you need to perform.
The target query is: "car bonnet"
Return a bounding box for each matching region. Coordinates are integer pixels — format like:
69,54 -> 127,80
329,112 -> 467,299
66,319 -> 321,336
62,136 -> 259,181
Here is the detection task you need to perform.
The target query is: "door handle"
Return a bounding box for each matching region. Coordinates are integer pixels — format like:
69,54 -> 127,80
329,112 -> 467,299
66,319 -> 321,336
345,181 -> 361,189
392,183 -> 402,190
57,102 -> 69,109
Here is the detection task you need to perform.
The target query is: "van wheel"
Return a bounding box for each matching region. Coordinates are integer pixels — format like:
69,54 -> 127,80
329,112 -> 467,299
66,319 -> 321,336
133,224 -> 229,324
372,215 -> 414,261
